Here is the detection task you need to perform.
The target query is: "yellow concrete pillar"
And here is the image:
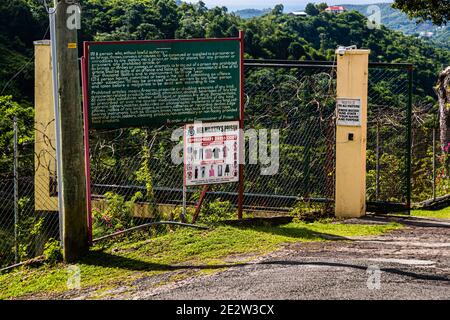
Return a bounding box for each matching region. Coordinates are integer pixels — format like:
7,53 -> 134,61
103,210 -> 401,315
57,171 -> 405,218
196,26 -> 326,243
34,40 -> 58,211
335,48 -> 370,218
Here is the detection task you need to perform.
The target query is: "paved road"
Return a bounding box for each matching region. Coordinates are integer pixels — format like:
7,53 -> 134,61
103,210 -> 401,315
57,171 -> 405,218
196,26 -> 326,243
129,216 -> 450,300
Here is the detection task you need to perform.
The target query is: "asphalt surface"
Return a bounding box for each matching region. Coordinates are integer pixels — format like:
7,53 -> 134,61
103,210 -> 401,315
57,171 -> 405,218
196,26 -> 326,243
127,216 -> 450,300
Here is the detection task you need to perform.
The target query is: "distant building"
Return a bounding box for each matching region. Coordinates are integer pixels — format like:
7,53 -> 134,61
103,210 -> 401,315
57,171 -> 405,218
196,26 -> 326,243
289,11 -> 308,17
325,6 -> 346,14
419,31 -> 434,38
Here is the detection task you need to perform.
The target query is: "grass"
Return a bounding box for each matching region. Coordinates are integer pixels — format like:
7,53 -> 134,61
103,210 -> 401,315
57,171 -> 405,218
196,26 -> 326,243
0,220 -> 401,300
411,206 -> 450,219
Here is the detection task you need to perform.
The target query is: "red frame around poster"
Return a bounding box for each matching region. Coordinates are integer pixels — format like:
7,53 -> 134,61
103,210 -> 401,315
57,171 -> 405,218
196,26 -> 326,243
81,33 -> 245,242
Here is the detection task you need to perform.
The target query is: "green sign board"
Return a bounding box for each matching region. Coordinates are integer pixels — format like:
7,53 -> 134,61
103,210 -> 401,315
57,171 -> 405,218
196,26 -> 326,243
85,39 -> 241,129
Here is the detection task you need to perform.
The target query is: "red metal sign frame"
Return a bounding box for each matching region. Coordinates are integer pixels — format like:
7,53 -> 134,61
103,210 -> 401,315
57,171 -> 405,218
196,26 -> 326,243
81,33 -> 246,241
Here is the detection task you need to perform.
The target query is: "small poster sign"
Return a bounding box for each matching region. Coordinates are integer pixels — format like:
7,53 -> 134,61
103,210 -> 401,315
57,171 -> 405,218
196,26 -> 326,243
336,98 -> 362,126
184,121 -> 240,186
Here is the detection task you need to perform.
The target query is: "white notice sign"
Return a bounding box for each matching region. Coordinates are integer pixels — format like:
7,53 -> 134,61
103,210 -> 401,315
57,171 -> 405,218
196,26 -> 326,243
336,98 -> 362,126
184,121 -> 240,186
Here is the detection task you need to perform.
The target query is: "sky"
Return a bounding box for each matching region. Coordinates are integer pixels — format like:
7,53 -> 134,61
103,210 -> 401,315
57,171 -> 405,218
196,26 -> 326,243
186,0 -> 393,11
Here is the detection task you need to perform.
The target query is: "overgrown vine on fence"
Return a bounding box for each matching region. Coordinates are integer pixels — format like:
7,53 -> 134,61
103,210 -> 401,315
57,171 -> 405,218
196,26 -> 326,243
136,129 -> 160,219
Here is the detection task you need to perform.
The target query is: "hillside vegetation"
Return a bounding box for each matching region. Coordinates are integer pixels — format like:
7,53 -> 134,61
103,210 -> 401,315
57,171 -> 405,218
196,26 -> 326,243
0,0 -> 449,104
234,8 -> 271,19
1,1 -> 448,200
344,3 -> 450,49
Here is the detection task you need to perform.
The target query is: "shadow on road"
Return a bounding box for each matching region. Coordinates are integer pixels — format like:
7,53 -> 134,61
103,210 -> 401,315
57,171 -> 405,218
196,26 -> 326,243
251,226 -> 352,241
363,215 -> 450,228
81,251 -> 450,283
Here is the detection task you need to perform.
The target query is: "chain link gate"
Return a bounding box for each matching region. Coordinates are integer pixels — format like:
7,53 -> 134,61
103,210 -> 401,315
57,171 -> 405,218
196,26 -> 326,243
240,60 -> 413,214
240,60 -> 336,214
366,63 -> 413,213
87,59 -> 414,240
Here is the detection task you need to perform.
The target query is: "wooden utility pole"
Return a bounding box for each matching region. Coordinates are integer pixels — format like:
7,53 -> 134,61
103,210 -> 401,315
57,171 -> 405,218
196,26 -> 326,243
54,0 -> 88,262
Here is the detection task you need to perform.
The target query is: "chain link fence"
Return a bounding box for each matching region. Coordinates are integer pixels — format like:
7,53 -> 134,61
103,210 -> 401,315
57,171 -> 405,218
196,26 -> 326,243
87,60 -> 418,239
88,61 -> 338,240
366,64 -> 448,208
241,61 -> 336,214
411,104 -> 449,203
2,59 -> 447,269
1,117 -> 60,269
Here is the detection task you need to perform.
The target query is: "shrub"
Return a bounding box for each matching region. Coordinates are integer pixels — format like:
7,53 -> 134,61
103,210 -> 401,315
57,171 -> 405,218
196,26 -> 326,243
43,238 -> 62,263
290,200 -> 332,222
199,199 -> 235,224
92,191 -> 142,238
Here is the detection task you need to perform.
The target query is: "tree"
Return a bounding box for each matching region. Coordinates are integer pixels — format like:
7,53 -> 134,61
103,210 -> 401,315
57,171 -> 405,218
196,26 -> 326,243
393,1 -> 449,156
393,0 -> 449,25
271,4 -> 284,16
0,0 -> 47,100
436,67 -> 450,154
316,3 -> 329,12
0,0 -> 46,54
0,95 -> 33,173
305,3 -> 319,16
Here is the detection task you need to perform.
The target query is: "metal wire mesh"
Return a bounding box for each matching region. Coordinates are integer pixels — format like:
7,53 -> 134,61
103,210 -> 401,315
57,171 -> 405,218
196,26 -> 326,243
0,119 -> 60,269
89,126 -> 185,239
88,62 -> 337,240
366,66 -> 411,207
2,60 -> 441,269
0,175 -> 15,267
240,64 -> 336,213
365,65 -> 448,210
410,105 -> 448,202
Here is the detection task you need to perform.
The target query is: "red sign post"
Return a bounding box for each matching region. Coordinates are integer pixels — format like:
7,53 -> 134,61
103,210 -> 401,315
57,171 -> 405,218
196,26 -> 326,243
81,32 -> 246,241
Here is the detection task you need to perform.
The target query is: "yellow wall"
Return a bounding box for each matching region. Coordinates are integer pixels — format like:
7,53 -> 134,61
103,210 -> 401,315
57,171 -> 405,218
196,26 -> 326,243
91,199 -> 171,219
33,44 -> 161,217
335,49 -> 370,218
34,40 -> 58,211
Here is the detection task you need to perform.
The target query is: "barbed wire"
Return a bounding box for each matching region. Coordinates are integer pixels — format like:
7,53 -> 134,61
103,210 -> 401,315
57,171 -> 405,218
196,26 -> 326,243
0,63 -> 442,269
0,23 -> 50,96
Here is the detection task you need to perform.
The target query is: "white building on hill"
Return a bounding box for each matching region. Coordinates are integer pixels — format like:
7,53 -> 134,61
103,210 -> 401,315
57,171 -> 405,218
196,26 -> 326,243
289,11 -> 308,17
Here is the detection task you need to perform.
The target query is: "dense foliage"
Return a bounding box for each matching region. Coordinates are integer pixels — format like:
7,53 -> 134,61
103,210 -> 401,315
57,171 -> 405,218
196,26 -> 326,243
0,0 -> 449,103
0,0 -> 449,267
392,0 -> 450,25
0,1 -> 47,102
0,95 -> 34,174
344,3 -> 450,50
0,0 -> 448,201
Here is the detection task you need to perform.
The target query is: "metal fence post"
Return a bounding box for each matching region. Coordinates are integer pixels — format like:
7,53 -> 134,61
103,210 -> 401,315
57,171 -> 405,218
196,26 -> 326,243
13,116 -> 19,263
49,8 -> 65,247
376,119 -> 380,201
406,66 -> 413,213
432,126 -> 436,200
